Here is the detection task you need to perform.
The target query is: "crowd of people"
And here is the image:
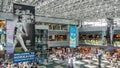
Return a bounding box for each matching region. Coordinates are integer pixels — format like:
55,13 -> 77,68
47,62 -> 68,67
50,47 -> 120,67
0,59 -> 45,68
0,47 -> 120,68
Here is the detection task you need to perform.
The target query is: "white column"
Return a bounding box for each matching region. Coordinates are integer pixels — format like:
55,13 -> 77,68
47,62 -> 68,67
76,21 -> 82,46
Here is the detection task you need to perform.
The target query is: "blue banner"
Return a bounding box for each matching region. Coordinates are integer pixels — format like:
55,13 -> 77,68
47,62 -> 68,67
69,25 -> 76,48
13,52 -> 35,63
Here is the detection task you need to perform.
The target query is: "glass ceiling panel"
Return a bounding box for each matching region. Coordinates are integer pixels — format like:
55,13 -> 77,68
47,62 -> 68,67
1,0 -> 120,20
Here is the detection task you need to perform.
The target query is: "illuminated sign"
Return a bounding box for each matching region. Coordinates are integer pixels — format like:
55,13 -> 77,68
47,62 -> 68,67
69,25 -> 76,48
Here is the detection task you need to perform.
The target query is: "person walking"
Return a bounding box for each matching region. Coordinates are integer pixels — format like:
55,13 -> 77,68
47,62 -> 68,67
98,48 -> 103,68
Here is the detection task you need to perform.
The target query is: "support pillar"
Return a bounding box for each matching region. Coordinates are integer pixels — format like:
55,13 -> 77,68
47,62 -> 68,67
102,30 -> 106,46
106,18 -> 114,45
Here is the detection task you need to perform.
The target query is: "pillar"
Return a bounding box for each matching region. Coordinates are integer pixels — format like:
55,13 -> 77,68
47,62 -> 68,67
102,30 -> 106,46
106,18 -> 114,45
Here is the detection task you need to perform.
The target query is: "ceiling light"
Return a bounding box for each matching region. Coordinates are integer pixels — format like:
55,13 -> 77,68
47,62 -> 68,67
14,0 -> 17,1
22,0 -> 25,2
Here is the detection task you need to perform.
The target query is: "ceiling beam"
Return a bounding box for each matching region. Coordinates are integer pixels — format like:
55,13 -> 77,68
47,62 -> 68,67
0,0 -> 4,11
2,0 -> 9,12
46,0 -> 80,10
36,0 -> 56,7
37,0 -> 68,11
37,0 -> 81,14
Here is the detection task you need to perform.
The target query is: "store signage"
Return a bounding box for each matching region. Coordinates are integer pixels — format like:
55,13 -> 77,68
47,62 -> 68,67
13,52 -> 35,63
69,25 -> 76,48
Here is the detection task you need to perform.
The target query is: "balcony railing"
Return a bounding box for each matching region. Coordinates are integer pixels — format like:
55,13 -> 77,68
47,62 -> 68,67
48,41 -> 69,47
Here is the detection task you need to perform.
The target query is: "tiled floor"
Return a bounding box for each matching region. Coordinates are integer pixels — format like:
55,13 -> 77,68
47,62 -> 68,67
39,58 -> 120,68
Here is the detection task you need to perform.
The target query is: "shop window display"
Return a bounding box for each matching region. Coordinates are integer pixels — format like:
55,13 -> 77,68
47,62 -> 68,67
0,20 -> 5,48
55,35 -> 67,41
35,29 -> 48,45
114,34 -> 120,47
79,34 -> 102,45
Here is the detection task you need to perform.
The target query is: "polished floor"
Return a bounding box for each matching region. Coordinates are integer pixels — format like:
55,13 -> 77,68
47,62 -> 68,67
38,57 -> 120,68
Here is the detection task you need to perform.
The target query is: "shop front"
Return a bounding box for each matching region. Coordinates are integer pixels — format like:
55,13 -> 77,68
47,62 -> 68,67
0,20 -> 5,59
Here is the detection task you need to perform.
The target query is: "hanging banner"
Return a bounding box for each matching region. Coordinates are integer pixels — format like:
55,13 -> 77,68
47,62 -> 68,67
6,20 -> 14,54
13,4 -> 35,52
69,25 -> 76,48
13,52 -> 35,63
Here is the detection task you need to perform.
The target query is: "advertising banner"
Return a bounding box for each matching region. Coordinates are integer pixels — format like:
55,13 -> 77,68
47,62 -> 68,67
13,4 -> 35,52
13,52 -> 34,63
6,20 -> 14,54
69,25 -> 76,48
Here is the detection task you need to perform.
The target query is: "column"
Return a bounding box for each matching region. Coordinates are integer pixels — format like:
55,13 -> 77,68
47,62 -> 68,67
106,18 -> 114,45
102,30 -> 106,46
77,20 -> 82,47
76,27 -> 79,47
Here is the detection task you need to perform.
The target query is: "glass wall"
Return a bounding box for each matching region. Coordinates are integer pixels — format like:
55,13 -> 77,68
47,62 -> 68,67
61,25 -> 67,30
114,34 -> 120,47
35,23 -> 68,42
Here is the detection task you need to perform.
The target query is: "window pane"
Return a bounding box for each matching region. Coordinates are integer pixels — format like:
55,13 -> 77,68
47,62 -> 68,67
53,24 -> 60,30
61,25 -> 67,30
